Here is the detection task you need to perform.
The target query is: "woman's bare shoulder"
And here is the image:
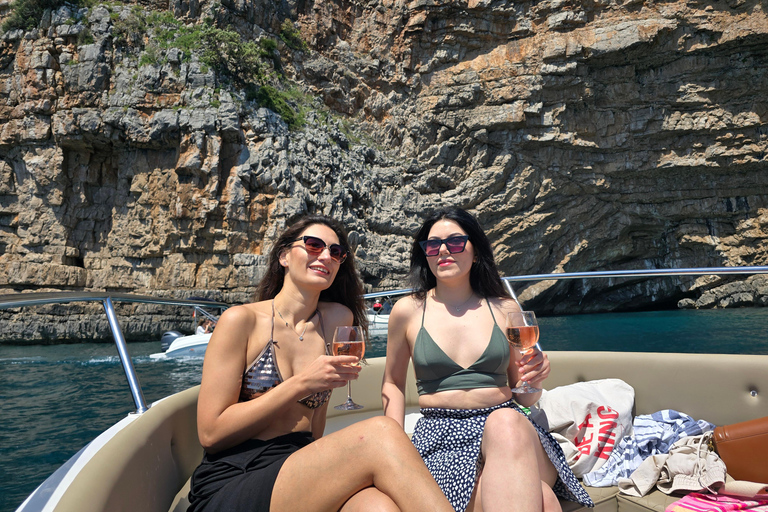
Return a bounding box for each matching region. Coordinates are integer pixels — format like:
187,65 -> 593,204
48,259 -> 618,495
318,301 -> 354,325
217,302 -> 266,330
488,296 -> 522,315
389,294 -> 423,322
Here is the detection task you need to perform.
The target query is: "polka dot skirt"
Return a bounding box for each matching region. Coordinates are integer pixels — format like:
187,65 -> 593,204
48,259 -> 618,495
411,400 -> 594,512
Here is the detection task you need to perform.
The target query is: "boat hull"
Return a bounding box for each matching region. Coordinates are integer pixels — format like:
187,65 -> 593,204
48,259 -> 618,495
21,351 -> 768,512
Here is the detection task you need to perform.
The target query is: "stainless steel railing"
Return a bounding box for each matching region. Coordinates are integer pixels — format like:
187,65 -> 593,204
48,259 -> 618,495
364,265 -> 768,303
3,266 -> 768,414
0,292 -> 228,415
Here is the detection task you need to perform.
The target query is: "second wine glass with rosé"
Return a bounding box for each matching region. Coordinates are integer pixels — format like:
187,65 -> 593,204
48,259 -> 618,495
506,311 -> 542,394
332,326 -> 365,410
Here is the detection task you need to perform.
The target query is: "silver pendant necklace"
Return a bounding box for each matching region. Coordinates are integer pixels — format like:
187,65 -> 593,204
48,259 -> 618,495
435,292 -> 477,312
274,301 -> 311,341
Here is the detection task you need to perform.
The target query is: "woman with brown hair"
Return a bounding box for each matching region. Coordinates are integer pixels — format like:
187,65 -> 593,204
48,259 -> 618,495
188,214 -> 453,512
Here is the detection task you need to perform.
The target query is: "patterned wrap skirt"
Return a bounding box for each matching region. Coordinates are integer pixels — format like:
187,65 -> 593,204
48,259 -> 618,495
411,400 -> 594,512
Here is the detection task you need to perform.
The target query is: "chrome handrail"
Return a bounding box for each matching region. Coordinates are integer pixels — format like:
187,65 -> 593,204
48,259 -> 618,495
364,265 -> 768,302
4,265 -> 768,414
103,297 -> 148,413
0,292 -> 229,414
502,265 -> 768,282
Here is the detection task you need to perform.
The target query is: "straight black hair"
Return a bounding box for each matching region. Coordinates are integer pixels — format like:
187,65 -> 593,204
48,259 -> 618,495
409,207 -> 510,301
256,215 -> 368,338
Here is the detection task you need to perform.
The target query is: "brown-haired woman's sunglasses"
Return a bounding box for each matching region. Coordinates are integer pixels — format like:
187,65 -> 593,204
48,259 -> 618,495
291,236 -> 349,263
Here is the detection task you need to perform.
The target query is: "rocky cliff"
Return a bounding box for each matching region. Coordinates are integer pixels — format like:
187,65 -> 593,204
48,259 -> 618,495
2,0 -> 768,342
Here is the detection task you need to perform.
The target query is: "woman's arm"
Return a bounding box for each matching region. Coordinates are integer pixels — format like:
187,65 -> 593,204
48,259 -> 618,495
382,297 -> 415,429
197,305 -> 356,453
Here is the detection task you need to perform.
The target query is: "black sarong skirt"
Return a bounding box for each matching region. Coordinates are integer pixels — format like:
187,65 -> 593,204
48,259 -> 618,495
187,431 -> 314,512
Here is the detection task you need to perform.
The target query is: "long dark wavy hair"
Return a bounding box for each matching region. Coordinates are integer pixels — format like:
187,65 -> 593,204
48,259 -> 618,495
409,207 -> 511,301
256,215 -> 368,338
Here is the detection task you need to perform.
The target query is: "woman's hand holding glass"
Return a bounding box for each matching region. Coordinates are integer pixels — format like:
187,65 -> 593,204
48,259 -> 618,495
332,326 -> 366,410
507,311 -> 545,393
296,351 -> 359,395
516,346 -> 550,390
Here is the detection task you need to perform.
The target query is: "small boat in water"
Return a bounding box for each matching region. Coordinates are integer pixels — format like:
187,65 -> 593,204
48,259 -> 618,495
367,311 -> 390,337
150,304 -> 225,359
150,332 -> 212,359
152,294 -> 394,359
365,291 -> 401,337
5,267 -> 768,512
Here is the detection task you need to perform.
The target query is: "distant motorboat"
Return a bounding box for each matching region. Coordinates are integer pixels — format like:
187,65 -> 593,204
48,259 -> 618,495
367,311 -> 389,337
150,303 -> 221,359
150,332 -> 212,359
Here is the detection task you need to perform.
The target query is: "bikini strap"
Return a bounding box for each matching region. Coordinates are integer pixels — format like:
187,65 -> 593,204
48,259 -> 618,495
421,296 -> 428,327
486,297 -> 499,326
270,300 -> 276,342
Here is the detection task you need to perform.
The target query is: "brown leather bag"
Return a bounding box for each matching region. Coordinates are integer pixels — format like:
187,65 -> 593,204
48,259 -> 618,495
713,416 -> 768,484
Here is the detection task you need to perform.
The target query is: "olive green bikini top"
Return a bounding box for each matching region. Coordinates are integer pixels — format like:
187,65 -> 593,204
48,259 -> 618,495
412,298 -> 510,395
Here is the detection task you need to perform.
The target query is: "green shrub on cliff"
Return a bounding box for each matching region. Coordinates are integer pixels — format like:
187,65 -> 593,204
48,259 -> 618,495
279,20 -> 307,51
3,0 -> 61,31
110,10 -> 306,130
111,5 -> 147,48
247,85 -> 306,130
2,0 -> 97,31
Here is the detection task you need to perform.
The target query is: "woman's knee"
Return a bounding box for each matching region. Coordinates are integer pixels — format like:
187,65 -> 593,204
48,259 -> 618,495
349,416 -> 404,439
343,416 -> 410,452
341,487 -> 400,512
483,409 -> 537,448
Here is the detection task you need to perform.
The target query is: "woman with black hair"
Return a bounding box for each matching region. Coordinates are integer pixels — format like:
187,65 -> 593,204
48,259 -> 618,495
383,207 -> 593,512
188,214 -> 453,512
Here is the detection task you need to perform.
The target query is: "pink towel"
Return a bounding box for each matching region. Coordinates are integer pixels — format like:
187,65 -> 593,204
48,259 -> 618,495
667,493 -> 768,512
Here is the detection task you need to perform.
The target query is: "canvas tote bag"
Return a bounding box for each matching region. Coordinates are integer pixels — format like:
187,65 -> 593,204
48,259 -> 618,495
529,378 -> 635,477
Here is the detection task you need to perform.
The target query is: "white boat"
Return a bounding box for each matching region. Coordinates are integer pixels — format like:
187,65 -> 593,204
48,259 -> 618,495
367,311 -> 390,337
150,332 -> 212,359
150,303 -> 225,359
5,267 -> 768,512
365,291 -> 402,338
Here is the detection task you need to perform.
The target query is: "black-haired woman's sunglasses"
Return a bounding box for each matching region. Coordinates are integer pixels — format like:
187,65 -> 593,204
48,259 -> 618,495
292,236 -> 348,263
419,235 -> 469,257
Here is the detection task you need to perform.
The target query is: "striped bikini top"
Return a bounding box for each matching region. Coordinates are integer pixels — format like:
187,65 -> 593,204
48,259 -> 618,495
412,298 -> 510,395
239,302 -> 332,409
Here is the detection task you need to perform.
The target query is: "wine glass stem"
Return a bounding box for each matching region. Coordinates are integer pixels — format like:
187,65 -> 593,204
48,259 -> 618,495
347,381 -> 353,400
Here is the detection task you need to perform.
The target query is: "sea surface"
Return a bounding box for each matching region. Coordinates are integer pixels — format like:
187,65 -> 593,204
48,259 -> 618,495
2,307 -> 768,512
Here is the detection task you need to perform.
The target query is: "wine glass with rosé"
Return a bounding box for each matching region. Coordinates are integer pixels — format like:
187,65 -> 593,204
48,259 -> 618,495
506,311 -> 542,394
332,326 -> 365,410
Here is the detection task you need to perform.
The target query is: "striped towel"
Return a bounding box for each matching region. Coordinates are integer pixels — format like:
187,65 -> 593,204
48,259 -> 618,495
583,410 -> 714,487
666,492 -> 768,512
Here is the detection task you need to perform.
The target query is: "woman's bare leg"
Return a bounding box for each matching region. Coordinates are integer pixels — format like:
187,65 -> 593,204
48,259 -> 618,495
541,483 -> 562,512
270,416 -> 452,512
468,408 -> 559,512
341,487 -> 399,512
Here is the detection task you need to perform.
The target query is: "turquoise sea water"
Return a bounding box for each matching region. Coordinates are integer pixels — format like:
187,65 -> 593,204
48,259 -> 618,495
2,307 -> 768,511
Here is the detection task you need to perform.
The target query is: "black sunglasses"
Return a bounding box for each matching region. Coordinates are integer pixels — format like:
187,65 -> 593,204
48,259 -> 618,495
419,235 -> 470,257
291,236 -> 348,263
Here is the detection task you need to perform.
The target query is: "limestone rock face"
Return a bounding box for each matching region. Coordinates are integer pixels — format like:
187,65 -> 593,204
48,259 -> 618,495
2,0 -> 768,341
